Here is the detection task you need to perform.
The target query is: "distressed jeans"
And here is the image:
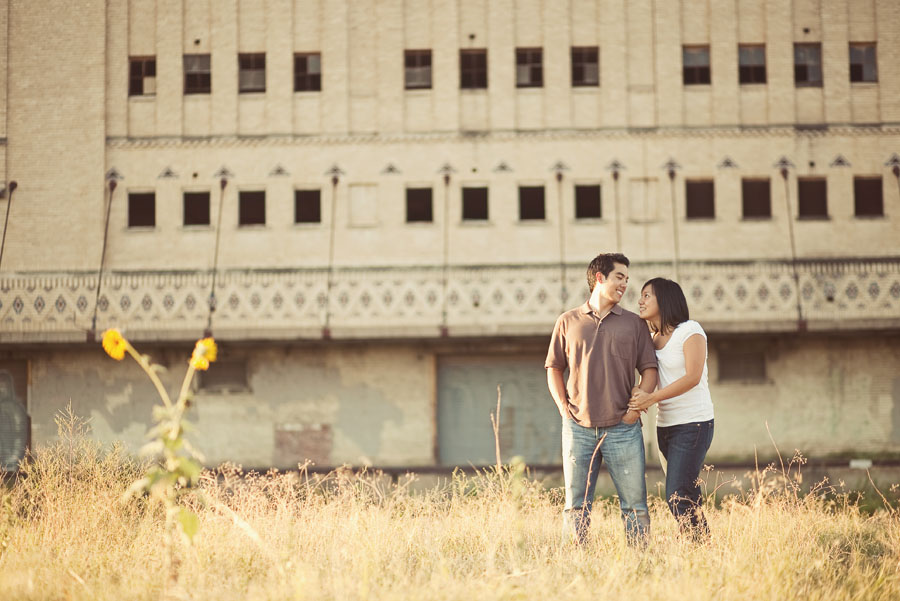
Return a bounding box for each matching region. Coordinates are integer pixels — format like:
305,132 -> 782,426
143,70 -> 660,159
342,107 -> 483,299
657,419 -> 714,540
561,416 -> 650,546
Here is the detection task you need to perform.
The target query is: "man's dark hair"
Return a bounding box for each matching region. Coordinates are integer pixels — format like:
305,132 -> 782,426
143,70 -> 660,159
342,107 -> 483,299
586,253 -> 629,291
642,277 -> 689,334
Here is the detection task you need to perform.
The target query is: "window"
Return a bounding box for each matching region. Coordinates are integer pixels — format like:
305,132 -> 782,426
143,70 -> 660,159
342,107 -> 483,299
686,181 -> 715,219
460,49 -> 487,89
849,43 -> 877,82
239,191 -> 266,226
854,177 -> 883,217
516,48 -> 543,88
184,54 -> 211,94
295,190 -> 321,223
462,187 -> 488,220
718,348 -> 766,382
294,53 -> 322,92
183,191 -> 210,226
742,179 -> 771,218
128,192 -> 155,228
575,185 -> 601,218
519,186 -> 545,220
406,188 -> 433,222
797,179 -> 828,219
738,45 -> 766,84
794,43 -> 822,86
571,47 -> 599,87
683,46 -> 711,85
129,57 -> 156,96
405,50 -> 432,89
198,358 -> 250,393
238,53 -> 266,93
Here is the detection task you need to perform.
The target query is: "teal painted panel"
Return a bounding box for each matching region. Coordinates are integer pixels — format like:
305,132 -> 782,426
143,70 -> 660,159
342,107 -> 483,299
437,355 -> 561,466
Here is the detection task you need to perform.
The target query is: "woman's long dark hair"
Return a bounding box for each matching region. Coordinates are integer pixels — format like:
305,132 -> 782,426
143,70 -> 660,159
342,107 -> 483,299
642,278 -> 689,335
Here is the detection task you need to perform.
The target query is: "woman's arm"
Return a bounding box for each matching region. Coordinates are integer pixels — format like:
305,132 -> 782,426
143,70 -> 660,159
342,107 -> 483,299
628,334 -> 706,412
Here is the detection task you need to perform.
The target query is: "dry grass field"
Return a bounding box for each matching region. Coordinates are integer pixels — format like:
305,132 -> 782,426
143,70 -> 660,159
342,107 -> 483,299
1,411 -> 898,601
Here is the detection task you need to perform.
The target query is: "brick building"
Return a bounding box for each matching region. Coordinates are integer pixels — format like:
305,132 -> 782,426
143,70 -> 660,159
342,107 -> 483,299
0,0 -> 898,471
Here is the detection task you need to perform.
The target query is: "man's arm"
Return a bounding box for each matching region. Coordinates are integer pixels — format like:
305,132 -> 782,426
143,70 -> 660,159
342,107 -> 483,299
546,368 -> 571,419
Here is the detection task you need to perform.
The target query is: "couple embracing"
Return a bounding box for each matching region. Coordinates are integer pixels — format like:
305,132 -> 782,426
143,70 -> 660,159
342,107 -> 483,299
545,252 -> 715,546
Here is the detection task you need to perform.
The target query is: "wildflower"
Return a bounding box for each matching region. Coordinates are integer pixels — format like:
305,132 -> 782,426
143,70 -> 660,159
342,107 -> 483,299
190,337 -> 218,371
101,329 -> 127,360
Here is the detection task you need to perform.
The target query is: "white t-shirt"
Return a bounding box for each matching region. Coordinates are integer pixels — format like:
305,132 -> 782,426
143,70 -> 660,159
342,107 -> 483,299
654,320 -> 714,427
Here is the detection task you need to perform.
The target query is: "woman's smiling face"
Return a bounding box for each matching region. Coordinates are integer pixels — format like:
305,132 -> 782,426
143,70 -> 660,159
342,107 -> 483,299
637,284 -> 659,322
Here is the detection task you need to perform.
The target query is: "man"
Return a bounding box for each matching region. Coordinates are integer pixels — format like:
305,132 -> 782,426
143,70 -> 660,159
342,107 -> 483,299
545,253 -> 658,545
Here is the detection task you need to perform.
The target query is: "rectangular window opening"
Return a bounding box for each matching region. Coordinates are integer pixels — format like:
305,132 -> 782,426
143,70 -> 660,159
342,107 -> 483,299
849,43 -> 877,83
405,49 -> 432,90
738,45 -> 766,84
742,179 -> 771,219
184,54 -> 211,94
718,348 -> 766,382
574,185 -> 601,219
406,188 -> 433,222
460,49 -> 488,89
198,358 -> 250,393
462,187 -> 488,221
516,48 -> 543,88
686,180 -> 715,219
183,191 -> 210,226
794,43 -> 823,86
683,46 -> 711,85
129,57 -> 156,96
797,179 -> 828,219
295,189 -> 321,223
128,192 -> 155,228
519,186 -> 545,220
854,177 -> 883,217
239,191 -> 266,226
294,53 -> 322,92
571,46 -> 599,87
238,53 -> 266,93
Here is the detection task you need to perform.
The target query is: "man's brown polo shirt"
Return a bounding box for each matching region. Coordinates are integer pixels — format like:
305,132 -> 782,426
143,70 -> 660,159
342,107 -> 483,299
545,302 -> 657,428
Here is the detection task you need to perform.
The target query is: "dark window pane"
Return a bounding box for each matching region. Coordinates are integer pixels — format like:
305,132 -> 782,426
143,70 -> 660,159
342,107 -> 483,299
239,191 -> 266,226
406,188 -> 433,222
849,43 -> 877,82
571,46 -> 599,86
738,45 -> 766,84
718,349 -> 766,381
405,50 -> 432,89
574,185 -> 601,218
794,43 -> 822,86
238,53 -> 266,92
460,49 -> 487,89
184,54 -> 211,94
184,191 -> 210,226
198,358 -> 250,392
462,187 -> 488,220
294,53 -> 322,92
129,57 -> 156,96
295,189 -> 321,223
686,181 -> 715,219
519,186 -> 545,220
742,179 -> 771,218
128,192 -> 155,228
797,179 -> 828,218
854,177 -> 883,217
683,46 -> 711,85
516,48 -> 542,87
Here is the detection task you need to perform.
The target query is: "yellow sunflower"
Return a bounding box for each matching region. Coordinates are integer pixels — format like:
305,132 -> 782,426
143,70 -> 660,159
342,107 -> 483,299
101,329 -> 127,360
190,337 -> 218,371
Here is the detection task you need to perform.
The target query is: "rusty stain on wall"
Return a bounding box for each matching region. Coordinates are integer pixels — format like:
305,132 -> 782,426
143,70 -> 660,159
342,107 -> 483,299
274,423 -> 333,467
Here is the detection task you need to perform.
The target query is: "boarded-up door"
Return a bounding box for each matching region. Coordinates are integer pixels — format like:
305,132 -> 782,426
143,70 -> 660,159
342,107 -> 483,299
437,355 -> 561,466
0,361 -> 29,472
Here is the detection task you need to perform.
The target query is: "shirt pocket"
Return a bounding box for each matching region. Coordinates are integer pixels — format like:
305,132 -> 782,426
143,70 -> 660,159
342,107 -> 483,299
609,331 -> 636,361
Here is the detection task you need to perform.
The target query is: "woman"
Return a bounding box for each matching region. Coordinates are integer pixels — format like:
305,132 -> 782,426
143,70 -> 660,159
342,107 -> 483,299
628,277 -> 714,540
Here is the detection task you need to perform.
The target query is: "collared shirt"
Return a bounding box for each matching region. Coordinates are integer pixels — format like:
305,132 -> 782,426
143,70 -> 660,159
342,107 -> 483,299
545,301 -> 657,428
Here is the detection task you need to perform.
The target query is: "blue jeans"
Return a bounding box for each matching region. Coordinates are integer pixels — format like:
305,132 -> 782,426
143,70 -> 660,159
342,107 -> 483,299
561,417 -> 650,545
657,419 -> 714,539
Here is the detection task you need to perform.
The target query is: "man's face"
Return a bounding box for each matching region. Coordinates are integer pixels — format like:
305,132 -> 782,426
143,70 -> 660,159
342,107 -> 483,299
595,262 -> 629,304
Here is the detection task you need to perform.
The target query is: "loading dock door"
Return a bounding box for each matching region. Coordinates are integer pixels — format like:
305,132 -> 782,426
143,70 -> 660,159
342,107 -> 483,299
437,355 -> 561,467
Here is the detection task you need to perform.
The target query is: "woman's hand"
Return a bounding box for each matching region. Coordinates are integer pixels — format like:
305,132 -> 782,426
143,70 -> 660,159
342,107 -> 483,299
628,389 -> 655,412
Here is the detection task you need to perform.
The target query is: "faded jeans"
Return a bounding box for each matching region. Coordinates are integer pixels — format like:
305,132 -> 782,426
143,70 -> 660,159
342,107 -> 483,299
561,416 -> 650,546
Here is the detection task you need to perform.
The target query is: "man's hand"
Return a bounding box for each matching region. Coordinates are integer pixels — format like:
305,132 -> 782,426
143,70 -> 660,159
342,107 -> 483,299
621,409 -> 641,425
628,389 -> 655,413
